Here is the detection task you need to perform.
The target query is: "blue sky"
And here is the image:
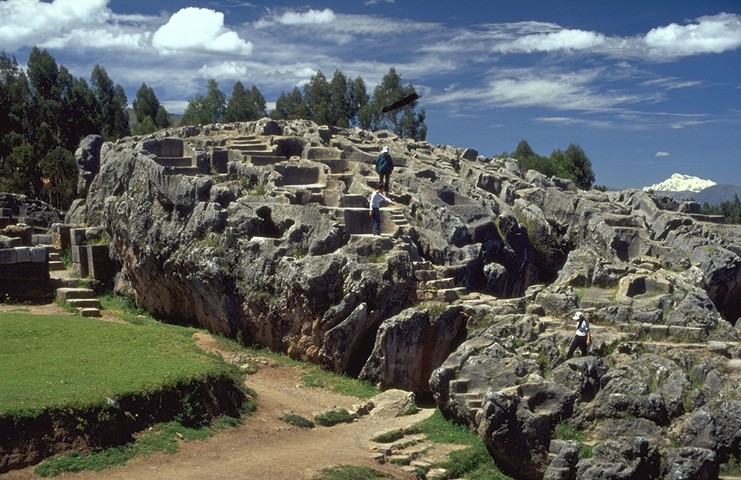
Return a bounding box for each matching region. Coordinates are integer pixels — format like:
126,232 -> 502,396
1,0 -> 740,189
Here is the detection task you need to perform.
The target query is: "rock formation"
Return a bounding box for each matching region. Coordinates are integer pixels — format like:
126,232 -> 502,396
71,119 -> 741,479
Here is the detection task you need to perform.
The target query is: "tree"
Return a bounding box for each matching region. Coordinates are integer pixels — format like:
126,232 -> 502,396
59,76 -> 100,150
91,65 -> 129,139
563,143 -> 595,190
329,70 -> 351,127
361,68 -> 426,140
348,77 -> 368,127
155,105 -> 170,129
132,83 -> 168,134
182,79 -> 226,125
549,143 -> 595,190
271,87 -> 305,120
514,139 -> 535,160
0,144 -> 38,196
303,71 -> 331,125
0,52 -> 31,159
39,146 -> 77,209
133,115 -> 156,135
224,81 -> 265,122
203,79 -> 226,123
132,83 -> 160,125
181,93 -> 208,126
246,85 -> 267,119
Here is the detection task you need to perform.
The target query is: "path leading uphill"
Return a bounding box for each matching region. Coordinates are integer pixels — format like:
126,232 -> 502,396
0,304 -> 456,480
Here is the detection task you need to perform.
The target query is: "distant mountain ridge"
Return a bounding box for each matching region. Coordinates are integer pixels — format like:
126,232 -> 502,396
643,173 -> 740,205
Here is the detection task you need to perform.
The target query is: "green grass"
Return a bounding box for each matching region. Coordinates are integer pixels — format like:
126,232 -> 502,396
301,370 -> 378,399
312,465 -> 392,480
0,312 -> 229,417
314,408 -> 355,426
415,409 -> 513,479
371,429 -> 404,443
98,292 -> 156,324
280,411 -> 315,428
248,347 -> 378,399
35,418 -> 242,476
552,419 -> 585,442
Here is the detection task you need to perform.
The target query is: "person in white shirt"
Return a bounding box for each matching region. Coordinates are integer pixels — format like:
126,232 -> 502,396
368,185 -> 393,235
566,311 -> 591,358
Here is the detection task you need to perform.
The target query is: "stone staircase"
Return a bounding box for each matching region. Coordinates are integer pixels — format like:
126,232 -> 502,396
227,136 -> 285,166
56,287 -> 102,317
155,155 -> 201,175
369,418 -> 466,479
48,248 -> 65,271
414,261 -> 467,302
48,246 -> 103,318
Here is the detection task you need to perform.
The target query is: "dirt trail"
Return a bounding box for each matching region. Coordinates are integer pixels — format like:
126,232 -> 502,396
1,305 -> 432,480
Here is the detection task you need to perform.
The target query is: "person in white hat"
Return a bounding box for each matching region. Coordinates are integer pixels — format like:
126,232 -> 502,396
566,311 -> 591,358
375,146 -> 394,194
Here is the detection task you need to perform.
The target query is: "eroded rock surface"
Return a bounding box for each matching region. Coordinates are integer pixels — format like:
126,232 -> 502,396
72,119 -> 741,479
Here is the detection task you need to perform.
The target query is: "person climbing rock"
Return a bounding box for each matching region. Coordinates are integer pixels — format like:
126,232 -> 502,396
566,311 -> 591,358
375,146 -> 394,194
369,185 -> 393,235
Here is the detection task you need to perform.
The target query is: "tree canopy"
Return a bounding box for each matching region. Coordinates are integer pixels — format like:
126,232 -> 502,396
0,48 -> 131,209
270,68 -> 426,140
513,139 -> 596,190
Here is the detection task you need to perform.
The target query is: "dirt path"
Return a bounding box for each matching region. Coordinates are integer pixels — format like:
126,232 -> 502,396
1,306 -> 437,480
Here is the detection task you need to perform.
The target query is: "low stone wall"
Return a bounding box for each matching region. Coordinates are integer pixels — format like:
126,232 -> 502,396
0,246 -> 50,301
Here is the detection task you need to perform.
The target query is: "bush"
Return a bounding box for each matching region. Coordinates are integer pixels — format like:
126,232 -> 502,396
314,408 -> 355,426
280,411 -> 315,428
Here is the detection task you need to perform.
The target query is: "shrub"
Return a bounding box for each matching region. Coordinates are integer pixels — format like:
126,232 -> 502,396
314,408 -> 354,426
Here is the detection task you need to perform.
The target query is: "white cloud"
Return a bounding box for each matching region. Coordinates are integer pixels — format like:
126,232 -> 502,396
429,69 -> 647,112
535,117 -> 615,128
0,0 -> 110,50
42,28 -> 150,50
277,8 -> 335,25
499,28 -> 607,53
655,151 -> 671,157
643,13 -> 741,58
152,7 -> 252,55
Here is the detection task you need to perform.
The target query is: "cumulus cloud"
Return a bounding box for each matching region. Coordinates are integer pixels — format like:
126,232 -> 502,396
0,0 -> 110,50
655,151 -> 671,157
152,7 -> 252,55
643,12 -> 741,58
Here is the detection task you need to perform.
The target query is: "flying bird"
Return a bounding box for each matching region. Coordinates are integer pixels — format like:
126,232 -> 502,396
382,92 -> 420,113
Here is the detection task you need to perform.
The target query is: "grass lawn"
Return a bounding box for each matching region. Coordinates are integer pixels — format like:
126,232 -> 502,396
0,312 -> 231,418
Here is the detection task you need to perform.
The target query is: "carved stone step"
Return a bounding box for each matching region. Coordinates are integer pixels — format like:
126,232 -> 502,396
67,298 -> 101,309
78,307 -> 101,318
56,287 -> 95,301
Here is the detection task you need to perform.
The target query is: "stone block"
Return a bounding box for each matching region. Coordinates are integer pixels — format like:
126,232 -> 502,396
30,246 -> 48,263
3,237 -> 21,247
72,245 -> 89,277
15,247 -> 31,263
33,234 -> 52,245
0,248 -> 17,264
211,148 -> 229,173
70,228 -> 86,247
53,224 -> 72,250
87,244 -> 115,281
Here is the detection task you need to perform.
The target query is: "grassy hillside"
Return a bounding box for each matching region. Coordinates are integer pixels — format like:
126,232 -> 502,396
0,312 -> 231,417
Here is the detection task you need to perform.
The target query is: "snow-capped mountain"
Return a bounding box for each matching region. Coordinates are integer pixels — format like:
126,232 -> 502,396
643,173 -> 741,205
643,173 -> 717,193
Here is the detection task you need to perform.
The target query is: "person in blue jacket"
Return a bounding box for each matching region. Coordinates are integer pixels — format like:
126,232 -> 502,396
375,146 -> 394,194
